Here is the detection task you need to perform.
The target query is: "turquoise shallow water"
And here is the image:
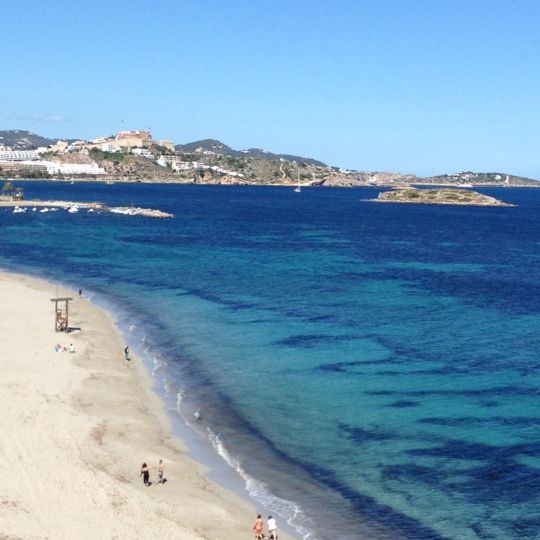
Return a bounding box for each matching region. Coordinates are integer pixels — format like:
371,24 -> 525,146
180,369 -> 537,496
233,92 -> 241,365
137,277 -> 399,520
1,182 -> 539,539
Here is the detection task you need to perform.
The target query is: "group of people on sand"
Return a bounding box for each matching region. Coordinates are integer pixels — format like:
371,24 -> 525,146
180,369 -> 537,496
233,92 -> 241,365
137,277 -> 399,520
253,514 -> 278,540
54,343 -> 75,353
140,459 -> 166,487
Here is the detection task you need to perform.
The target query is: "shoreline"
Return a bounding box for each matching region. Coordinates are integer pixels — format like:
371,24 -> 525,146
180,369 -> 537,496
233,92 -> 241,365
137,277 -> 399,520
0,271 -> 296,540
4,176 -> 540,188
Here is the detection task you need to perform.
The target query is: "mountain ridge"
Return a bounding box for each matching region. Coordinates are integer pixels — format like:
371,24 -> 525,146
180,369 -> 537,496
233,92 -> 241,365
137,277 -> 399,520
174,138 -> 326,166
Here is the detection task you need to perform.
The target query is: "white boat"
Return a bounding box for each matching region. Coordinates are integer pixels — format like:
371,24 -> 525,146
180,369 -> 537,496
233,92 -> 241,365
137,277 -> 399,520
13,206 -> 26,213
39,208 -> 49,213
68,206 -> 79,213
294,170 -> 302,193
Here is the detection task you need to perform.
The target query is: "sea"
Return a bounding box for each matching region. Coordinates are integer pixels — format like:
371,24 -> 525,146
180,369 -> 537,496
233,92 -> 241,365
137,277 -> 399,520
1,181 -> 539,540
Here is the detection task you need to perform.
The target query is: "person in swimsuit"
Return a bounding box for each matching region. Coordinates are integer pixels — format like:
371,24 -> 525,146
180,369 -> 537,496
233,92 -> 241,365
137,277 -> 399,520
157,459 -> 165,484
140,462 -> 150,486
253,514 -> 264,539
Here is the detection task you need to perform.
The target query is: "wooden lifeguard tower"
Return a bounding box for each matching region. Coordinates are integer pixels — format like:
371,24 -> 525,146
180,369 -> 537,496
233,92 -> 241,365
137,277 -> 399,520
50,297 -> 73,332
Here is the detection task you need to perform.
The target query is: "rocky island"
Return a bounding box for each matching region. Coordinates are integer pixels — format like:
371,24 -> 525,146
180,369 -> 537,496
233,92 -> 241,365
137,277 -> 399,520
373,188 -> 515,207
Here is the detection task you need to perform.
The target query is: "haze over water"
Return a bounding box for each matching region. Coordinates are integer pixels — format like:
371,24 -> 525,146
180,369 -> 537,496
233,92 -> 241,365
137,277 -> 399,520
1,182 -> 539,540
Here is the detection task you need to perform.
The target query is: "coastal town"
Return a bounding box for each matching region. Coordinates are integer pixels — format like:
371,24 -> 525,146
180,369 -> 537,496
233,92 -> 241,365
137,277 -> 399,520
0,129 -> 538,187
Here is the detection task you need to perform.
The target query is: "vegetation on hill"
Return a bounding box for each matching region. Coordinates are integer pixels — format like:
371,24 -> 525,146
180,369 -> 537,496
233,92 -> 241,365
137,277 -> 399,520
89,148 -> 126,162
175,138 -> 326,166
375,188 -> 515,206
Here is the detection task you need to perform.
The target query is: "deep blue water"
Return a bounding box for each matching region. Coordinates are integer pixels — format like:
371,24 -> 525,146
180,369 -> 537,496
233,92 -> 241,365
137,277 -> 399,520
1,181 -> 539,540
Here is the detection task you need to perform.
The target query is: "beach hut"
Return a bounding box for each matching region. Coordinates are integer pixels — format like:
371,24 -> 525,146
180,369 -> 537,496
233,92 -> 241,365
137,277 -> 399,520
50,297 -> 73,332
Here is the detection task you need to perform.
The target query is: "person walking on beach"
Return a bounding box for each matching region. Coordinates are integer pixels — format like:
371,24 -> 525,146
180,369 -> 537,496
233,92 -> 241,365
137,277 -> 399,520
253,514 -> 264,539
140,463 -> 150,486
267,515 -> 277,539
124,345 -> 130,362
157,459 -> 165,484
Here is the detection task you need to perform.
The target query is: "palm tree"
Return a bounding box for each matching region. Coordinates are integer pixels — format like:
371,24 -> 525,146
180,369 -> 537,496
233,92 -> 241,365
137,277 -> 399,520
1,181 -> 24,200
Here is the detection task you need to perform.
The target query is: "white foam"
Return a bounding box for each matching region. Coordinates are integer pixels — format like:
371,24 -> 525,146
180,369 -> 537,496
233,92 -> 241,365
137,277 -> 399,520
76,292 -> 319,540
206,428 -> 316,540
176,391 -> 185,415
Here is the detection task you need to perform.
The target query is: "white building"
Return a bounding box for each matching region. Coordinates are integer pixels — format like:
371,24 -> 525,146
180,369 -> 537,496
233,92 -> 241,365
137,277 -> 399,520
158,155 -> 199,171
0,160 -> 107,176
156,156 -> 244,177
48,140 -> 69,153
47,162 -> 106,175
0,150 -> 39,161
0,160 -> 48,174
131,148 -> 154,158
102,143 -> 121,153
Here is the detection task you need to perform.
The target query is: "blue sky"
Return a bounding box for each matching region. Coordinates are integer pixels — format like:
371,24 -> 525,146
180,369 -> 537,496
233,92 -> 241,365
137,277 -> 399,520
2,0 -> 539,178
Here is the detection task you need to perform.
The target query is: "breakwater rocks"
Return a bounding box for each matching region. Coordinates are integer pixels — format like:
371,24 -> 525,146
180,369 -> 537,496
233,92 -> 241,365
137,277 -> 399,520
0,200 -> 174,218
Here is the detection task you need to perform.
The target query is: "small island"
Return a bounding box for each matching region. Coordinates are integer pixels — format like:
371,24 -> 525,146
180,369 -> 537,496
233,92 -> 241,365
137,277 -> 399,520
373,188 -> 515,207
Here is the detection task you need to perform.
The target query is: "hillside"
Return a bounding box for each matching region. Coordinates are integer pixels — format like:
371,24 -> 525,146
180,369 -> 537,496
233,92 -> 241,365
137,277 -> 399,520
0,130 -> 58,149
420,171 -> 538,187
175,138 -> 326,166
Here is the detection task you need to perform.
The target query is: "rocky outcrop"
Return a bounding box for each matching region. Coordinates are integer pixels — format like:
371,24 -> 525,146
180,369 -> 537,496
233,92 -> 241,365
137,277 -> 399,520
0,199 -> 174,217
373,188 -> 515,207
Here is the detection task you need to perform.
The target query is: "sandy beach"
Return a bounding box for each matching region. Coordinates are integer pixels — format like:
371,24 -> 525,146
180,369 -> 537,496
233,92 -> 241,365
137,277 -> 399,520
0,271 -> 292,540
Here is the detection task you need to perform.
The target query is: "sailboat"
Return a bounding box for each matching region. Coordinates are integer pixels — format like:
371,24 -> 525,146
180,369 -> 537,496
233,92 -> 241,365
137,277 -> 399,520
294,170 -> 301,193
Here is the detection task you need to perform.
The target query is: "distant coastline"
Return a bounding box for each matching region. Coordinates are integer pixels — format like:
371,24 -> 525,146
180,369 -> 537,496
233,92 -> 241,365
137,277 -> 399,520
1,129 -> 539,188
3,176 -> 540,190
